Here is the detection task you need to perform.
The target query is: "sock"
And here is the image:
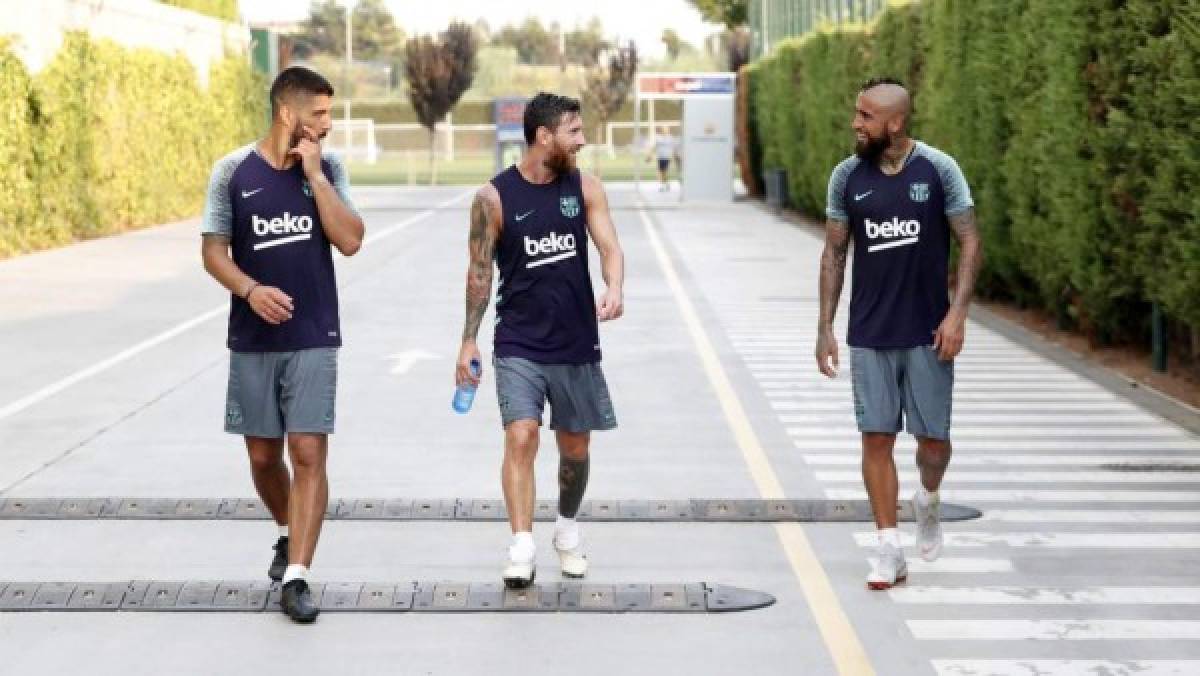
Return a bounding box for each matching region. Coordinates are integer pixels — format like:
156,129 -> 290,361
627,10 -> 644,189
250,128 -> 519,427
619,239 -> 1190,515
509,531 -> 535,563
278,524 -> 289,538
282,564 -> 308,585
554,515 -> 580,550
916,488 -> 938,508
878,528 -> 901,549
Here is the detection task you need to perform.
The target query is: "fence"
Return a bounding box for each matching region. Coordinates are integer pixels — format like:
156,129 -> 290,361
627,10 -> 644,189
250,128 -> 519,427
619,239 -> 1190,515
748,0 -> 890,57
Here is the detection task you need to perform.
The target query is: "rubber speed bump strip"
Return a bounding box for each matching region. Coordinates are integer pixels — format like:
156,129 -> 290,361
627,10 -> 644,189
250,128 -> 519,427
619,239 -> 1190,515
0,581 -> 774,613
0,498 -> 982,522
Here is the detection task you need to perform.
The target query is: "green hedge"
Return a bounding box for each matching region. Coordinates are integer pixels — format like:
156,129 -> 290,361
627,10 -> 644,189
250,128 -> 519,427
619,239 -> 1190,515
157,0 -> 239,22
0,33 -> 265,257
744,0 -> 1200,342
0,40 -> 46,256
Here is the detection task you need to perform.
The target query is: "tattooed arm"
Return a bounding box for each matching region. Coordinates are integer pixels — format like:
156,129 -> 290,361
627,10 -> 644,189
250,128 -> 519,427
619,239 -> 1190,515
457,184 -> 503,387
933,207 -> 984,361
816,218 -> 851,378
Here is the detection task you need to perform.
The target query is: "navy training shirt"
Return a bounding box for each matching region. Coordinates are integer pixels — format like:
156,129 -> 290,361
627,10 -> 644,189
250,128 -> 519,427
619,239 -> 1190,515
826,141 -> 974,349
201,143 -> 359,353
490,165 -> 601,364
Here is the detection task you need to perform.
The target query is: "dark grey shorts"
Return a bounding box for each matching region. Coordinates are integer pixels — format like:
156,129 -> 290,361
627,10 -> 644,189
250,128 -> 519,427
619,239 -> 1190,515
224,348 -> 338,438
850,346 -> 953,440
494,357 -> 618,433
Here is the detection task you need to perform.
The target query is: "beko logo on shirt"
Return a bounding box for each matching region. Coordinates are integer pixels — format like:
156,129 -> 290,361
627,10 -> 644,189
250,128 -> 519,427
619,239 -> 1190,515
523,231 -> 577,268
864,217 -> 921,253
251,212 -> 313,251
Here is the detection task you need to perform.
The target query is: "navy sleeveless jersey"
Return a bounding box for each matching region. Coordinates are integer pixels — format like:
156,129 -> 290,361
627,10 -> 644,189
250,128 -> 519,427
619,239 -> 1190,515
201,144 -> 359,352
490,165 -> 601,364
826,141 -> 974,349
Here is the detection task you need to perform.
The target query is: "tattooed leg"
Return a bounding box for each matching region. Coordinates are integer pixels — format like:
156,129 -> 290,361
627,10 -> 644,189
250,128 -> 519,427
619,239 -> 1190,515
555,431 -> 591,518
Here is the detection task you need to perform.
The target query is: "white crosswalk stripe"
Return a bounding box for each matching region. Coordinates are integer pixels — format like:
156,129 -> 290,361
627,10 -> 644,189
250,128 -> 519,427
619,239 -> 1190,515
830,488 -> 1200,502
796,439 -> 1200,450
853,531 -> 1200,548
815,470 -> 1200,483
867,558 -> 1015,574
931,661 -> 1200,676
977,510 -> 1200,524
908,619 -> 1200,640
801,454 -> 1200,466
890,586 -> 1200,604
721,302 -> 1200,671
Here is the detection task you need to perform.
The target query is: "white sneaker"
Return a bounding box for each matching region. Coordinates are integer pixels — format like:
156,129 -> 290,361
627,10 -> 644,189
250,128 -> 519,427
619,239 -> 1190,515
503,543 -> 536,589
554,538 -> 588,579
866,542 -> 907,591
913,489 -> 944,562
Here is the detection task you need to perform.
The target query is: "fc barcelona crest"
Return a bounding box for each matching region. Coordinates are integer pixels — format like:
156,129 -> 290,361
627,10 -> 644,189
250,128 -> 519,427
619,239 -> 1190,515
909,182 -> 930,203
560,196 -> 581,218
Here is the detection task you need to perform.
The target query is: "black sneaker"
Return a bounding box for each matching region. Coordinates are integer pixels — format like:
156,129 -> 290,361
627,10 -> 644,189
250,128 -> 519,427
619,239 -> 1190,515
281,579 -> 319,623
268,536 -> 288,581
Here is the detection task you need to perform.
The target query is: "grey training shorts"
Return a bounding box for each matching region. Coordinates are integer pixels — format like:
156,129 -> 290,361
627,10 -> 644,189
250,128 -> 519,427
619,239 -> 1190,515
494,356 -> 618,433
850,345 -> 954,440
224,348 -> 338,438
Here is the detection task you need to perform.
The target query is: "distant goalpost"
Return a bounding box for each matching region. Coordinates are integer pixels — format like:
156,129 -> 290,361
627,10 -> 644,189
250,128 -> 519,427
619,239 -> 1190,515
330,118 -> 378,164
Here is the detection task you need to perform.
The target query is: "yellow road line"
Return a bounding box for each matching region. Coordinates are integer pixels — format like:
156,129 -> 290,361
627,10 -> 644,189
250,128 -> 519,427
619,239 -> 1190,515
639,206 -> 874,676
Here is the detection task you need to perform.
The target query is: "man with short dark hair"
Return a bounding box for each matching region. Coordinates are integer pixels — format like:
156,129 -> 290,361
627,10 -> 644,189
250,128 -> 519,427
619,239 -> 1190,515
201,65 -> 364,622
457,91 -> 625,589
816,77 -> 983,590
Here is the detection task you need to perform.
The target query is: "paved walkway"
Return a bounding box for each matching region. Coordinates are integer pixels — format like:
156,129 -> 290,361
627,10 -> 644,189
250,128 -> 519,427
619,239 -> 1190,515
0,183 -> 1197,675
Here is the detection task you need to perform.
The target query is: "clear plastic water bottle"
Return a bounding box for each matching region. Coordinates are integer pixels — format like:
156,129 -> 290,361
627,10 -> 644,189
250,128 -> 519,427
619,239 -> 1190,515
452,358 -> 482,414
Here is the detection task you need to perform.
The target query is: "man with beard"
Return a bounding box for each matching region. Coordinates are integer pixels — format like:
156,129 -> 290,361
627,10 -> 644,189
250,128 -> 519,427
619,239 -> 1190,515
457,92 -> 625,589
815,78 -> 983,590
200,66 -> 364,622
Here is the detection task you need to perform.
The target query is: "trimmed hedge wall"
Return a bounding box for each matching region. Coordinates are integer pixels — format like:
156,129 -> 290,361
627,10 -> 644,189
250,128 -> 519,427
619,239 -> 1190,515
743,0 -> 1200,343
157,0 -> 240,22
0,33 -> 265,257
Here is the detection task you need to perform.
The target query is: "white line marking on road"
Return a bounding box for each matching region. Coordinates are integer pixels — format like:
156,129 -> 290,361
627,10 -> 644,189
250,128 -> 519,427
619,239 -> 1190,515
830,488 -> 1200,503
854,531 -> 1200,547
910,620 -> 1200,640
0,190 -> 470,423
932,660 -> 1200,676
891,586 -> 1200,604
816,470 -> 1200,483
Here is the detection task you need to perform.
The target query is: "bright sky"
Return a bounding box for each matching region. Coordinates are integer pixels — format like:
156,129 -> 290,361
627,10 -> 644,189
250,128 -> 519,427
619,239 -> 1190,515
240,0 -> 724,58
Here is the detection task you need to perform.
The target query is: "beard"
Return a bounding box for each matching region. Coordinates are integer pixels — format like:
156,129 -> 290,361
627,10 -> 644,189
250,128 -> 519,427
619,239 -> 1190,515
855,130 -> 891,162
544,144 -> 577,175
289,121 -> 325,148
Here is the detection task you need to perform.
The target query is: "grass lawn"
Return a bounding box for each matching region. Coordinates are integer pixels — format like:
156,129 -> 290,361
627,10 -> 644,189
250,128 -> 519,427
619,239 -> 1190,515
346,150 -> 683,185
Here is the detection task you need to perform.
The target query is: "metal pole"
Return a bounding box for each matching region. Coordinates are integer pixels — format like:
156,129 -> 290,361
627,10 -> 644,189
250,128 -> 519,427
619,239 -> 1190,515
761,0 -> 770,57
634,89 -> 641,194
344,1 -> 352,131
1152,302 -> 1168,373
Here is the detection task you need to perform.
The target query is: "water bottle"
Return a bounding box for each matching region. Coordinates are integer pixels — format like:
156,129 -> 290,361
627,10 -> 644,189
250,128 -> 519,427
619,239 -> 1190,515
452,358 -> 482,414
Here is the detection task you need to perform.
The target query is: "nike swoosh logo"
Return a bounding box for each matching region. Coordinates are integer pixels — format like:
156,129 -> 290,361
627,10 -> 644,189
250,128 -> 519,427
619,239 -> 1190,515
854,191 -> 872,201
241,188 -> 263,199
515,210 -> 535,221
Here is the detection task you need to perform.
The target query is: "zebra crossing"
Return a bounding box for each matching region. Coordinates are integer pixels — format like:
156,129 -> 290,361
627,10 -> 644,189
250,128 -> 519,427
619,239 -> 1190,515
720,305 -> 1200,675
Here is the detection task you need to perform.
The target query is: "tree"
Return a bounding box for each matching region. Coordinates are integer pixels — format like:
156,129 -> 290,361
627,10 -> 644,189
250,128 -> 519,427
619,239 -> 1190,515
492,17 -> 559,65
686,0 -> 748,29
405,22 -> 478,183
294,0 -> 405,61
565,18 -> 609,67
721,27 -> 752,71
581,42 -> 638,177
687,0 -> 749,71
661,29 -> 683,60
